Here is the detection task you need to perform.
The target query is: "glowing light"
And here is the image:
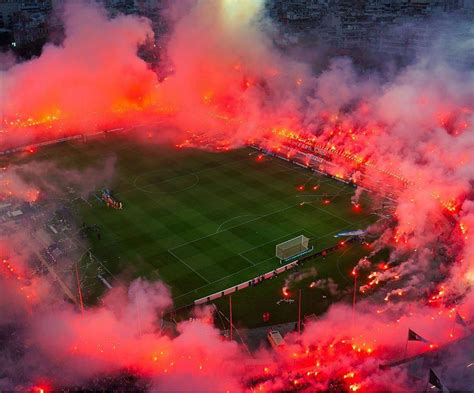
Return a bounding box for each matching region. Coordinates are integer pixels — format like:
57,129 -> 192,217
465,269 -> 474,284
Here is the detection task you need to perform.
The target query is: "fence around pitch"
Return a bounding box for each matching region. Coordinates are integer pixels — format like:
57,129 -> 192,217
193,238 -> 358,306
193,260 -> 300,305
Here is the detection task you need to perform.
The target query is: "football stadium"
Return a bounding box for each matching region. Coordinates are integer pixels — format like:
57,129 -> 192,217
8,134 -> 376,313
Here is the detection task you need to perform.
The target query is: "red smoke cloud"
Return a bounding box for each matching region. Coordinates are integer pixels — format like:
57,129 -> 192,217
1,1 -> 160,145
1,0 -> 474,391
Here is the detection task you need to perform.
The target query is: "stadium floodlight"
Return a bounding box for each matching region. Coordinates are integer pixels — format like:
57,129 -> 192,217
276,235 -> 312,262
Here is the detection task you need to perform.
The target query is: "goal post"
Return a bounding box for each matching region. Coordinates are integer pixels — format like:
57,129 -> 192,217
276,235 -> 312,261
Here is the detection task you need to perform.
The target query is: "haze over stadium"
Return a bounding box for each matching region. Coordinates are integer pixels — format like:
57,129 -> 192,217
1,0 -> 474,391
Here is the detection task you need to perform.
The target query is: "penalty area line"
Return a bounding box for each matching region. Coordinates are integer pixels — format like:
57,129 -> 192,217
172,221 -> 371,303
169,203 -> 302,253
172,254 -> 277,302
238,252 -> 257,266
167,248 -> 211,284
237,228 -> 317,266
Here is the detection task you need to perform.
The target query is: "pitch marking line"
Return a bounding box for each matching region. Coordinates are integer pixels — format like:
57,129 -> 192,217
135,172 -> 200,195
305,201 -> 354,225
172,254 -> 277,301
120,155 -> 252,196
215,214 -> 262,234
238,253 -> 257,266
237,228 -> 317,266
172,223 -> 366,303
169,203 -> 305,253
169,202 -> 347,286
120,151 -> 304,199
167,205 -> 308,279
238,228 -> 317,257
167,248 -> 211,284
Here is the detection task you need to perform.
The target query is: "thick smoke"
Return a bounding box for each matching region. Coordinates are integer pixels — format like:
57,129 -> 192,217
2,0 -> 309,147
1,157 -> 116,200
1,1 -> 159,144
158,0 -> 308,142
1,0 -> 474,391
0,159 -> 249,392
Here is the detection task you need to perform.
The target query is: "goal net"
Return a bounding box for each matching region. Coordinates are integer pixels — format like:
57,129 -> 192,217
276,235 -> 311,261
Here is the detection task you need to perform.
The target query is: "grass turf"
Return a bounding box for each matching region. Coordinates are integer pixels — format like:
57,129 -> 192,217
7,135 -> 373,308
210,243 -> 388,329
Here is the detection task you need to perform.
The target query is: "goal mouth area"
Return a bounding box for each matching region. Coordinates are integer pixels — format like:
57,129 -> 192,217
276,235 -> 313,262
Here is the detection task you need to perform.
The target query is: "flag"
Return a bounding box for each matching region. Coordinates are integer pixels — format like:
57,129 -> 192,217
408,329 -> 429,343
429,369 -> 443,390
455,311 -> 468,328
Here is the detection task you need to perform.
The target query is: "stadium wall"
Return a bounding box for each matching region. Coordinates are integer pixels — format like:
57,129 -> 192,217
194,260 -> 300,305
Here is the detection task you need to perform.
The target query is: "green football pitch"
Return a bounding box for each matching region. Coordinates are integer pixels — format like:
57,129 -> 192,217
11,135 -> 373,307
